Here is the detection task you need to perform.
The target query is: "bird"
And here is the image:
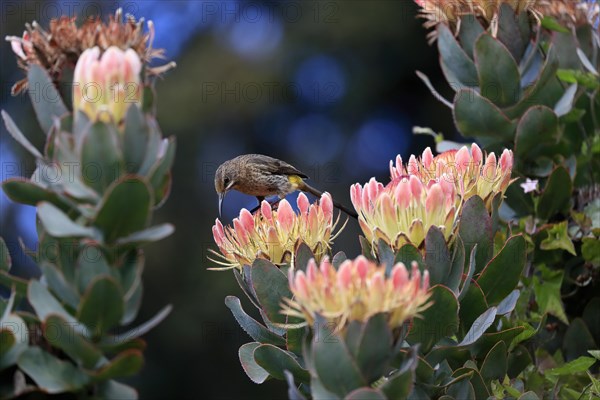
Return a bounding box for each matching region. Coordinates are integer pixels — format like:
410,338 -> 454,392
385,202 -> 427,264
214,154 -> 358,219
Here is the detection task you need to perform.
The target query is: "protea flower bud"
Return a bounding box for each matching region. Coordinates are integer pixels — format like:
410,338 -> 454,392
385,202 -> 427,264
73,46 -> 142,124
210,193 -> 342,270
282,256 -> 431,331
351,174 -> 456,250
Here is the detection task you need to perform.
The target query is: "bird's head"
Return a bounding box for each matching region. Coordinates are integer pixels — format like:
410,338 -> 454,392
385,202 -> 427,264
214,160 -> 238,217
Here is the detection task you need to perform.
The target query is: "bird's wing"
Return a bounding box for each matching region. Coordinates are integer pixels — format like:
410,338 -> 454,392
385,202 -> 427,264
248,154 -> 309,179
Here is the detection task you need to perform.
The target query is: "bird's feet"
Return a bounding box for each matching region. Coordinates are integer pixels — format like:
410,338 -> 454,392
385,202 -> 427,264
249,197 -> 282,215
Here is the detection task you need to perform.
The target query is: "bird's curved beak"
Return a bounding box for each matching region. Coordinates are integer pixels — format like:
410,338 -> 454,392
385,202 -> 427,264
218,192 -> 226,217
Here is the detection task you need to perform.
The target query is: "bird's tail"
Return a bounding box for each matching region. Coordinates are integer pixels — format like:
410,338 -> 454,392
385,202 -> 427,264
299,182 -> 358,219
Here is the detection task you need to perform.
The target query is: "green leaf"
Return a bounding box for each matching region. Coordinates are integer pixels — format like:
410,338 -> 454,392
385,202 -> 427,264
40,263 -> 79,309
313,317 -> 366,396
92,350 -> 143,380
37,202 -> 96,238
380,368 -> 414,399
453,89 -> 517,141
407,285 -> 459,353
515,106 -> 559,159
18,347 -> 89,393
480,341 -> 508,381
27,65 -> 69,134
588,350 -> 600,361
447,379 -> 476,400
474,33 -> 522,107
239,343 -> 269,384
557,69 -> 600,90
437,24 -> 479,88
0,238 -> 11,272
76,247 -> 112,294
251,259 -> 294,325
496,290 -> 520,316
284,371 -> 308,400
547,356 -> 595,375
28,280 -> 77,324
395,244 -> 424,270
94,176 -> 152,243
349,314 -> 392,383
447,236 -> 465,294
115,223 -> 174,246
563,318 -> 597,361
254,344 -> 310,383
554,83 -> 578,117
497,3 -> 527,62
294,242 -> 315,271
77,276 -> 124,335
0,327 -> 16,355
122,106 -> 150,173
424,226 -> 451,286
344,388 -> 386,400
472,327 -> 524,358
541,16 -> 569,33
508,345 -> 532,378
103,305 -> 172,345
377,239 -> 395,274
476,235 -> 526,304
80,122 -> 124,193
582,238 -> 600,264
452,367 -> 489,399
0,272 -> 28,296
43,314 -> 102,369
96,380 -> 138,400
0,313 -> 29,370
458,15 -> 485,59
1,110 -> 43,158
458,245 -> 477,301
519,391 -> 540,400
458,307 -> 497,347
538,166 -> 572,220
540,221 -> 576,255
459,196 -> 493,273
225,296 -> 286,346
533,265 -> 568,324
459,284 -> 488,337
332,251 -> 348,269
149,137 -> 176,206
1,179 -> 67,210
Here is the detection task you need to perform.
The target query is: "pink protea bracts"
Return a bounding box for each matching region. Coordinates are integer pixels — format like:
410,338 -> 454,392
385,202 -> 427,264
282,256 -> 431,331
73,46 -> 143,124
390,143 -> 514,210
351,174 -> 456,250
351,144 -> 513,250
210,193 -> 342,270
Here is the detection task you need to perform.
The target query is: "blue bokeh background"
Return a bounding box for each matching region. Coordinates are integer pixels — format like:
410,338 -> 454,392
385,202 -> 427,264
0,1 -> 458,397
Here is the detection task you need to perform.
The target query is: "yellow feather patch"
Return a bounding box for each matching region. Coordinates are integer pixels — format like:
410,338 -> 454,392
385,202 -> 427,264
288,175 -> 303,188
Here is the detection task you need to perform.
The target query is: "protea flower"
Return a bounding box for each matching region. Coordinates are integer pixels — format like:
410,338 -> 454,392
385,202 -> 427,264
210,193 -> 343,270
351,172 -> 456,250
5,8 -> 173,95
390,144 -> 514,211
282,256 -> 431,331
415,0 -> 598,41
73,46 -> 143,124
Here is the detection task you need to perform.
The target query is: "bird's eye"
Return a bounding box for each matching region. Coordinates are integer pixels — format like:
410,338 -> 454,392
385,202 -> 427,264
223,177 -> 230,187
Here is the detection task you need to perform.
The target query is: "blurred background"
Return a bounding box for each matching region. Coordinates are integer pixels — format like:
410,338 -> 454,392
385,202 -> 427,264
0,1 -> 460,398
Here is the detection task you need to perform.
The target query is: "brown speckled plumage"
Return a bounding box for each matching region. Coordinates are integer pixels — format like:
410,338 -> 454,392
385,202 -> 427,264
214,154 -> 357,218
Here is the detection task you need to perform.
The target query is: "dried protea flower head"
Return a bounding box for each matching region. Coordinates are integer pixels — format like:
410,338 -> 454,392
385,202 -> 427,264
415,0 -> 599,42
282,256 -> 431,331
210,193 -> 344,271
536,0 -> 600,28
6,8 -> 175,95
414,0 -> 539,41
